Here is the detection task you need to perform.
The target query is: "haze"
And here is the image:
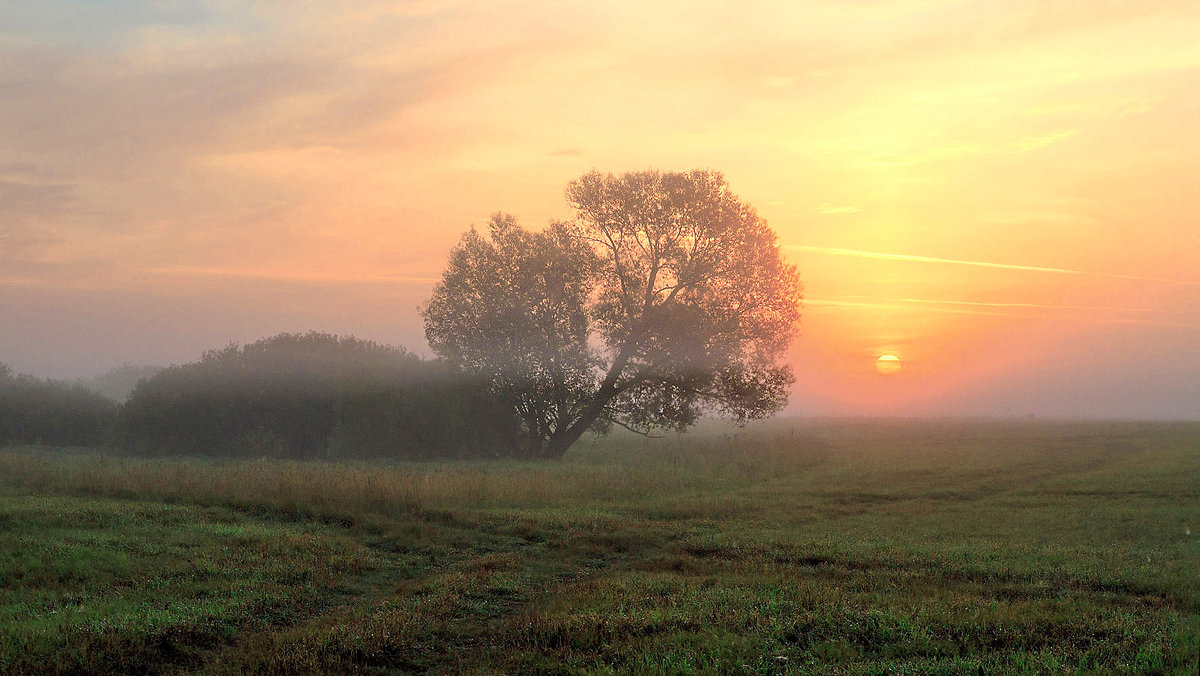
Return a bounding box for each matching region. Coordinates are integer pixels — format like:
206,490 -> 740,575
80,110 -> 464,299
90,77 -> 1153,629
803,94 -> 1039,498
3,0 -> 1198,419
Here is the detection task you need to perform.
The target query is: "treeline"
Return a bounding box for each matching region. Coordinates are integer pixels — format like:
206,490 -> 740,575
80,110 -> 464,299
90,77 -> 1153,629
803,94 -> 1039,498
2,333 -> 521,459
0,364 -> 118,447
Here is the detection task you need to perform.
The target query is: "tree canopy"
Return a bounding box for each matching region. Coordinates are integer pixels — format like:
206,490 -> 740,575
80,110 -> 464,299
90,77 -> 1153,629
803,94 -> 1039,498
423,169 -> 801,459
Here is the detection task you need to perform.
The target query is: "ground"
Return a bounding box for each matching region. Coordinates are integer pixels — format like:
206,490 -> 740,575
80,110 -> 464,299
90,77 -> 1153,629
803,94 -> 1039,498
1,420 -> 1197,673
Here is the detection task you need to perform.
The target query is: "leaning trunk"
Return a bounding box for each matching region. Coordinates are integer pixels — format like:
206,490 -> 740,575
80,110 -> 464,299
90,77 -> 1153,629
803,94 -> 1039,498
540,345 -> 636,459
541,428 -> 583,460
541,383 -> 624,459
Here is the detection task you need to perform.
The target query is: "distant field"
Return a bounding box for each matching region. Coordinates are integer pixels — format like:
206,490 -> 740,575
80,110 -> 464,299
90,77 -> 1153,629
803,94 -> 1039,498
1,420 -> 1197,674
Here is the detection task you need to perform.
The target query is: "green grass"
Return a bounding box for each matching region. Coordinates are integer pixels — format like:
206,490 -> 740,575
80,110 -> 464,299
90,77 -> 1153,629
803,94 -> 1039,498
1,420 -> 1197,673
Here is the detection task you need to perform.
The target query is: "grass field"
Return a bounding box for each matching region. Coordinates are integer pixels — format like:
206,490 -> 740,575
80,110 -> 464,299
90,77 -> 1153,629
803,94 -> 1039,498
1,420 -> 1197,674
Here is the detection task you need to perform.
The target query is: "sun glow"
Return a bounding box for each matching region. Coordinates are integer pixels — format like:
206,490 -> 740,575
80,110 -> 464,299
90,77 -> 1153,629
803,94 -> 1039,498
2,1 -> 1198,418
876,354 -> 903,375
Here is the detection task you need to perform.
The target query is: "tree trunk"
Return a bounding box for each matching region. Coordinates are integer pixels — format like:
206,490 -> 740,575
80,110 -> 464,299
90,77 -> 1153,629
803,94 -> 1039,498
523,425 -> 545,460
539,344 -> 637,459
541,428 -> 582,460
540,382 -> 623,459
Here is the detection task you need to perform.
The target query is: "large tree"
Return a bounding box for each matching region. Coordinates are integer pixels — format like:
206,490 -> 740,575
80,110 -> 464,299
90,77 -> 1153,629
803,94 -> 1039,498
422,170 -> 802,459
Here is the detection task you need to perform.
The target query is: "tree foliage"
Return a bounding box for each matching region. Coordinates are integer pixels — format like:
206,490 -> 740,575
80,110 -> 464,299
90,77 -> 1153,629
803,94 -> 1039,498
423,170 -> 802,458
423,215 -> 600,458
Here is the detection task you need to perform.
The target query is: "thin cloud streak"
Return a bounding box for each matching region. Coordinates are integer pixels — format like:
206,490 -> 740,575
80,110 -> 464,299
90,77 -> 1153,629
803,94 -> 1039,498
787,246 -> 1200,286
805,298 -> 1200,328
144,267 -> 440,285
893,297 -> 1189,315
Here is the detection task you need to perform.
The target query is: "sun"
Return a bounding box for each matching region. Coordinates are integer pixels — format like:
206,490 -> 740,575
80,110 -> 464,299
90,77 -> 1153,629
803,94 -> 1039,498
875,354 -> 902,375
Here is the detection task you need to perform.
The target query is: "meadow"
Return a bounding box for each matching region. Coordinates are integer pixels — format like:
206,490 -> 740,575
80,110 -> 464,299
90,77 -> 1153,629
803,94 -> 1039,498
1,420 -> 1197,674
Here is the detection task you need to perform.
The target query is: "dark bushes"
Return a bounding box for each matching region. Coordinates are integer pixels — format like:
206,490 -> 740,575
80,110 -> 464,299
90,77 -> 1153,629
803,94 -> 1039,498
0,364 -> 118,446
116,332 -> 519,459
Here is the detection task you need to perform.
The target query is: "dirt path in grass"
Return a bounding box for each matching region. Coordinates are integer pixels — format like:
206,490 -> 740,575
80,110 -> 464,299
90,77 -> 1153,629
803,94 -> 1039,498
188,510 -> 642,674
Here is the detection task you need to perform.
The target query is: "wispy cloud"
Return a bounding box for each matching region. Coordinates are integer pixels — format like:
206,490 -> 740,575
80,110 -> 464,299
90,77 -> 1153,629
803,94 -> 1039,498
787,246 -> 1200,286
893,297 -> 1189,315
817,203 -> 862,215
789,245 -> 1092,273
144,267 -> 439,285
805,297 -> 1200,328
857,135 -> 1078,169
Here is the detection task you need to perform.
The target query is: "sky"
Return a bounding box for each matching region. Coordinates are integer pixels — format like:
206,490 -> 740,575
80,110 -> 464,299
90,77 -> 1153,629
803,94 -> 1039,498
2,0 -> 1198,418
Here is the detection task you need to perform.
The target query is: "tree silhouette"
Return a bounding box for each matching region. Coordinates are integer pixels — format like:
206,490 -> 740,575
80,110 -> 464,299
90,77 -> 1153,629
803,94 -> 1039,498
423,170 -> 802,459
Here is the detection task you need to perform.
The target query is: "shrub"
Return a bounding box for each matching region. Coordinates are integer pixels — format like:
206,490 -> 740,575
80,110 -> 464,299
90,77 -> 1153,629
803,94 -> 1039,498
0,364 -> 118,446
116,332 -> 519,459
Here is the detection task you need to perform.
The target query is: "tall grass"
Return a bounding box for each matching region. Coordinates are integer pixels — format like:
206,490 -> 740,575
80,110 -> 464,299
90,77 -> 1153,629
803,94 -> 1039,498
0,432 -> 812,521
2,419 -> 1194,521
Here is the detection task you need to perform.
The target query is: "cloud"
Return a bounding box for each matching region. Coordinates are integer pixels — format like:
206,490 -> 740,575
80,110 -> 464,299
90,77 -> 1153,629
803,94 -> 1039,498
1,53 -> 339,172
893,297 -> 1190,315
143,266 -> 439,285
0,163 -> 77,260
804,297 -> 1200,328
817,204 -> 862,215
0,179 -> 75,220
787,245 -> 1200,286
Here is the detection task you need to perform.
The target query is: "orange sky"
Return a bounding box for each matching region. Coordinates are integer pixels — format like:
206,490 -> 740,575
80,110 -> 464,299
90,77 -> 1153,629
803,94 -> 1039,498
2,0 -> 1198,417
